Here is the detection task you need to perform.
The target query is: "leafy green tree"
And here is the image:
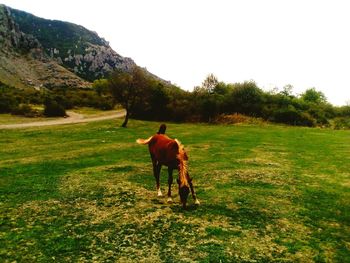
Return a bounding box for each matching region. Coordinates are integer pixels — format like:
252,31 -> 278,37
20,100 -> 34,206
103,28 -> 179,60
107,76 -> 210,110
148,83 -> 170,120
91,78 -> 115,110
213,82 -> 232,96
92,79 -> 109,96
228,81 -> 264,116
199,94 -> 223,122
132,82 -> 171,121
165,88 -> 193,122
301,88 -> 327,104
108,66 -> 151,127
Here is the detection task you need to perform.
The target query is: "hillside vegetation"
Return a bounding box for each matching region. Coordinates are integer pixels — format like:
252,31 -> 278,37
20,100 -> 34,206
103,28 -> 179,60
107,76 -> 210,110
103,71 -> 350,128
1,120 -> 349,262
0,4 -> 135,91
1,4 -> 349,129
7,5 -> 135,81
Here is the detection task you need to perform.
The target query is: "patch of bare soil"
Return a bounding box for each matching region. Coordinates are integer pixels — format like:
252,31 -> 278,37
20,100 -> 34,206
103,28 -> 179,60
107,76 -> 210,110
0,110 -> 125,129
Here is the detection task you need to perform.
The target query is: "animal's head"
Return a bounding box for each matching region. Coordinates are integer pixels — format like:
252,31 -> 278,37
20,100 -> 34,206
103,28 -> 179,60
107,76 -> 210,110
177,178 -> 190,209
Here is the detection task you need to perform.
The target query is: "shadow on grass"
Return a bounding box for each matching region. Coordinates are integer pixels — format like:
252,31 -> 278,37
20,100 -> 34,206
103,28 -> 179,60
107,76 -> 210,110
179,202 -> 274,229
105,165 -> 134,173
169,203 -> 199,213
130,171 -> 273,230
297,187 -> 350,261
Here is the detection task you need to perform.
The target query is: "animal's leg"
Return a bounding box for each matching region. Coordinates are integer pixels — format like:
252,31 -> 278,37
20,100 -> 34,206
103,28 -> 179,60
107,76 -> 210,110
153,161 -> 162,197
188,174 -> 200,205
167,167 -> 174,203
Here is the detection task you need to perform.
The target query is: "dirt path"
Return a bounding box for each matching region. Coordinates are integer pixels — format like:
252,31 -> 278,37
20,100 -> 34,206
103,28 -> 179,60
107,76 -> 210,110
0,110 -> 125,129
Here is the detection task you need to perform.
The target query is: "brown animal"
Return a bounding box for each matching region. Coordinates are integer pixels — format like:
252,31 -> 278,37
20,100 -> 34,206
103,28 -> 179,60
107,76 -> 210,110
136,124 -> 200,208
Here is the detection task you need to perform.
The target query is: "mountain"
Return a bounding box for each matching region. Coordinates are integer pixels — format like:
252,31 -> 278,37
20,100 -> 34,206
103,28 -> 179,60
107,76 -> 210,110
8,6 -> 136,81
0,4 -> 136,90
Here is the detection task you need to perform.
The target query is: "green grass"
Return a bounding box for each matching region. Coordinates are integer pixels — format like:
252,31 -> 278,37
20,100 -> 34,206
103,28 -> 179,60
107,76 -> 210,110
1,119 -> 349,262
0,114 -> 59,125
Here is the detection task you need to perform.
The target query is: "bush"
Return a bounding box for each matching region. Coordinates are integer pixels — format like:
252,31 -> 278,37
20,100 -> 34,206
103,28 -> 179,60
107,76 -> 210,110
273,106 -> 316,127
333,117 -> 350,130
95,97 -> 115,110
43,96 -> 66,117
213,113 -> 265,125
0,95 -> 18,113
0,86 -> 19,113
227,81 -> 264,116
11,104 -> 41,117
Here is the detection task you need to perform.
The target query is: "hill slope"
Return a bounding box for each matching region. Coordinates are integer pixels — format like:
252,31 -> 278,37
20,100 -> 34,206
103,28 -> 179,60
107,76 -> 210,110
8,6 -> 136,81
0,4 -> 90,89
0,4 -> 138,90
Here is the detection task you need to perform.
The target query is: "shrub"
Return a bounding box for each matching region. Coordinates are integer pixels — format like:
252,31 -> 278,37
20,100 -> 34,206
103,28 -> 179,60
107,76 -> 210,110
96,97 -> 115,110
11,104 -> 41,117
0,85 -> 20,113
333,117 -> 350,130
273,106 -> 316,127
43,96 -> 66,117
0,95 -> 19,113
227,81 -> 264,116
213,113 -> 265,125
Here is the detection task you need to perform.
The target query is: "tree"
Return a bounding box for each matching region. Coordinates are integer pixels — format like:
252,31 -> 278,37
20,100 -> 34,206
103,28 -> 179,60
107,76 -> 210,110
213,82 -> 232,96
92,78 -> 109,96
280,84 -> 294,97
201,73 -> 219,93
148,83 -> 170,120
301,88 -> 327,104
108,66 -> 151,127
228,81 -> 264,116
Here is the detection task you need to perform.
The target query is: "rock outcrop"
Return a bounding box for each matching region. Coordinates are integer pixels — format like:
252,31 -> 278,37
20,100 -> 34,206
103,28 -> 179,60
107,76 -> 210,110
0,4 -> 90,89
0,5 -> 41,52
63,43 -> 135,80
0,4 -> 165,91
8,6 -> 136,81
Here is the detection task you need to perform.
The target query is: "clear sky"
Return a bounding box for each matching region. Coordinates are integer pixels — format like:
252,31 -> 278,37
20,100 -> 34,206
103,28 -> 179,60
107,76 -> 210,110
1,0 -> 349,105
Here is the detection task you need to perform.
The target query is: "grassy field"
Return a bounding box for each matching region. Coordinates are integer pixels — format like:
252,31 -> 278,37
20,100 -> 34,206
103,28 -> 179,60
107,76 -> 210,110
0,118 -> 349,262
0,114 -> 59,125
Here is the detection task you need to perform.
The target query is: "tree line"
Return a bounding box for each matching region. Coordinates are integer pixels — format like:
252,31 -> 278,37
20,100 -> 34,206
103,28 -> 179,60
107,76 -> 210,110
0,81 -> 114,117
102,68 -> 350,128
1,68 -> 349,129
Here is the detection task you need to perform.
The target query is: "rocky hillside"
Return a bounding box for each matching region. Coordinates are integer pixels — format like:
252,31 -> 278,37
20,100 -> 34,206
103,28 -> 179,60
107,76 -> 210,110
0,4 -> 137,90
9,6 -> 136,81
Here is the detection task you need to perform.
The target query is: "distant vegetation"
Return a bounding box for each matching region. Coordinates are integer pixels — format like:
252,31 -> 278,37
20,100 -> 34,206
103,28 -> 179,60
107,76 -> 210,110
0,81 -> 113,117
2,5 -> 348,128
1,71 -> 349,128
101,70 -> 350,129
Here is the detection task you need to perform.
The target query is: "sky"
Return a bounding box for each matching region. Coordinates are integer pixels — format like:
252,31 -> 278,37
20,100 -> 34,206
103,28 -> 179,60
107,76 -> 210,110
1,0 -> 349,105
